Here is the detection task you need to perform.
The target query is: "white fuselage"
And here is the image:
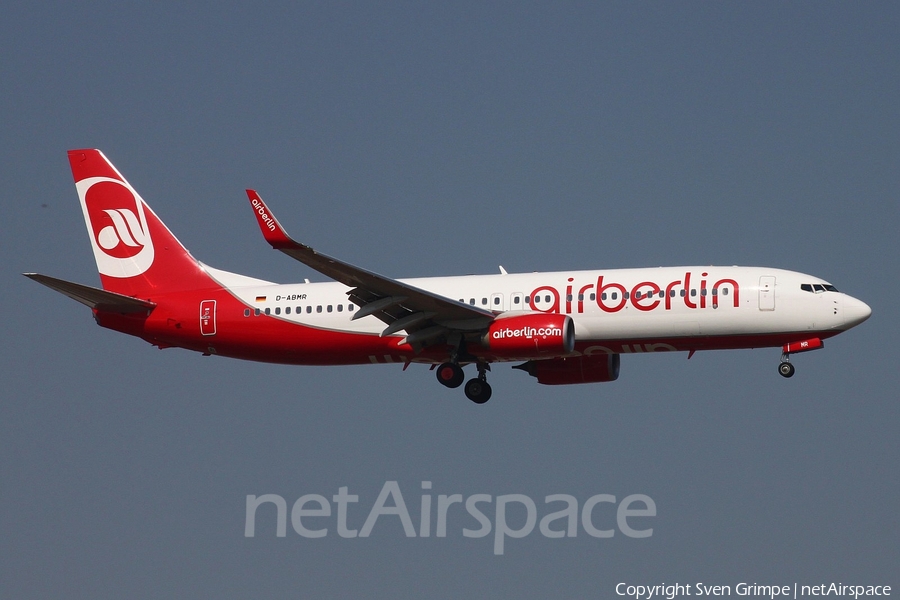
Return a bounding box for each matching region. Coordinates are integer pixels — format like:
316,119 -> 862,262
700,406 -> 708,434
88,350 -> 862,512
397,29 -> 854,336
212,265 -> 870,346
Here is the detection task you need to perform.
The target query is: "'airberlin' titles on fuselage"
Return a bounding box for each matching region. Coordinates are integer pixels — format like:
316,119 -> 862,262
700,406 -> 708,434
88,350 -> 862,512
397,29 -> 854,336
250,197 -> 276,232
528,271 -> 740,315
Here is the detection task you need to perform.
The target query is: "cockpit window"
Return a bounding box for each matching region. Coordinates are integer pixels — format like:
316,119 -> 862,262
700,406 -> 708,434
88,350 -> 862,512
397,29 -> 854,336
801,283 -> 839,293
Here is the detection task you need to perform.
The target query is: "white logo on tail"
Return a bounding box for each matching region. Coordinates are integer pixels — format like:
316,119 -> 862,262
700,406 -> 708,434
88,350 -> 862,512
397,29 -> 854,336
97,208 -> 150,250
76,177 -> 155,278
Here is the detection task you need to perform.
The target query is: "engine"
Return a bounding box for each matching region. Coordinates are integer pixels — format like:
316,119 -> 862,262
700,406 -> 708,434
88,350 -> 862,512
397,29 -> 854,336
482,313 -> 574,359
514,353 -> 621,385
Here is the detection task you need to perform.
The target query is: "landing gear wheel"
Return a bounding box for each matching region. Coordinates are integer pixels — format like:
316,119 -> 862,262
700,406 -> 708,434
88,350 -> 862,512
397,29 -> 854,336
464,378 -> 492,404
436,362 -> 465,388
778,362 -> 795,378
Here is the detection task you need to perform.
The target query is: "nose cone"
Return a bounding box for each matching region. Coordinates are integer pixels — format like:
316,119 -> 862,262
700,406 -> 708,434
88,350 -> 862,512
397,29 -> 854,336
842,295 -> 872,329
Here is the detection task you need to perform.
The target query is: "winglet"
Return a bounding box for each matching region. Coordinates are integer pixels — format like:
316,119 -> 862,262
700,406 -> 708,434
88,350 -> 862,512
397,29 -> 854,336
246,190 -> 295,248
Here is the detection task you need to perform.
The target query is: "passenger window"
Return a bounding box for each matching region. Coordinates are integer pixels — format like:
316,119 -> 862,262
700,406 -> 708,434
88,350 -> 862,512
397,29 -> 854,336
722,288 -> 729,296
566,294 -> 573,302
635,291 -> 642,300
611,292 -> 617,300
680,289 -> 686,297
306,306 -> 312,314
494,297 -> 500,305
525,296 -> 531,304
316,306 -> 322,313
254,308 -> 261,316
590,293 -> 596,301
690,289 -> 697,297
265,308 -> 271,315
244,308 -> 251,317
349,304 -> 355,311
275,307 -> 281,315
327,305 -> 333,313
601,293 -> 607,300
513,297 -> 520,304
482,298 -> 488,305
337,305 -> 343,312
544,295 -> 551,303
469,298 -> 475,305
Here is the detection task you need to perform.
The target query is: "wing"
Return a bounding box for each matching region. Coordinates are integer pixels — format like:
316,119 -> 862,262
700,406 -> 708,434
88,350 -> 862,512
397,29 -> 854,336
245,191 -> 494,350
23,273 -> 156,314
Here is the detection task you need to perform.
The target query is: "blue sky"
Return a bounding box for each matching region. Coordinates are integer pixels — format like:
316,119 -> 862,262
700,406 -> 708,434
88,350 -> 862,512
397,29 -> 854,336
2,3 -> 897,597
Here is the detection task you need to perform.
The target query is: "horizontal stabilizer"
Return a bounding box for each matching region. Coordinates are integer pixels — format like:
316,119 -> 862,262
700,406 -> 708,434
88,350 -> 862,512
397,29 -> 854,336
23,273 -> 156,314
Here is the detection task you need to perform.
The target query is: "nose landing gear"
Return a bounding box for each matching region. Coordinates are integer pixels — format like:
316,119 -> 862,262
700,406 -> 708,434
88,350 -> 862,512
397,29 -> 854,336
777,338 -> 824,378
778,358 -> 795,378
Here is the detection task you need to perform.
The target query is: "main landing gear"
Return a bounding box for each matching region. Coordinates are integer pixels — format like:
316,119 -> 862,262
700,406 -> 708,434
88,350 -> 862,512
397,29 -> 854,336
435,362 -> 465,388
465,363 -> 492,404
436,361 -> 492,404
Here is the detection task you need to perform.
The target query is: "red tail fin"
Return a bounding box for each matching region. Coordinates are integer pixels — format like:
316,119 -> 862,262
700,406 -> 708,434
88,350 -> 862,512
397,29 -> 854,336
69,149 -> 216,298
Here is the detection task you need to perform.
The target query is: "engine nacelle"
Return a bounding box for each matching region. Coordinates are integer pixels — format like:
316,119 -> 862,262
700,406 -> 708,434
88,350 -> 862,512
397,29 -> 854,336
515,353 -> 621,385
482,313 -> 574,359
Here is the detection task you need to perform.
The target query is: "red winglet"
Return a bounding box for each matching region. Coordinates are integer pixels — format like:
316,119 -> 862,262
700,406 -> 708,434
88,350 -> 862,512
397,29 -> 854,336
246,190 -> 294,248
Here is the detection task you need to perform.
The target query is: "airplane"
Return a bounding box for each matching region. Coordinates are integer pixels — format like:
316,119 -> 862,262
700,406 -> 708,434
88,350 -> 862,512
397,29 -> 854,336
25,149 -> 872,404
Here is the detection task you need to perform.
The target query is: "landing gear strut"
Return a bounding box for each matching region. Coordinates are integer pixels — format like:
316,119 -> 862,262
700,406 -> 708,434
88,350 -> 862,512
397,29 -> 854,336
464,362 -> 492,404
